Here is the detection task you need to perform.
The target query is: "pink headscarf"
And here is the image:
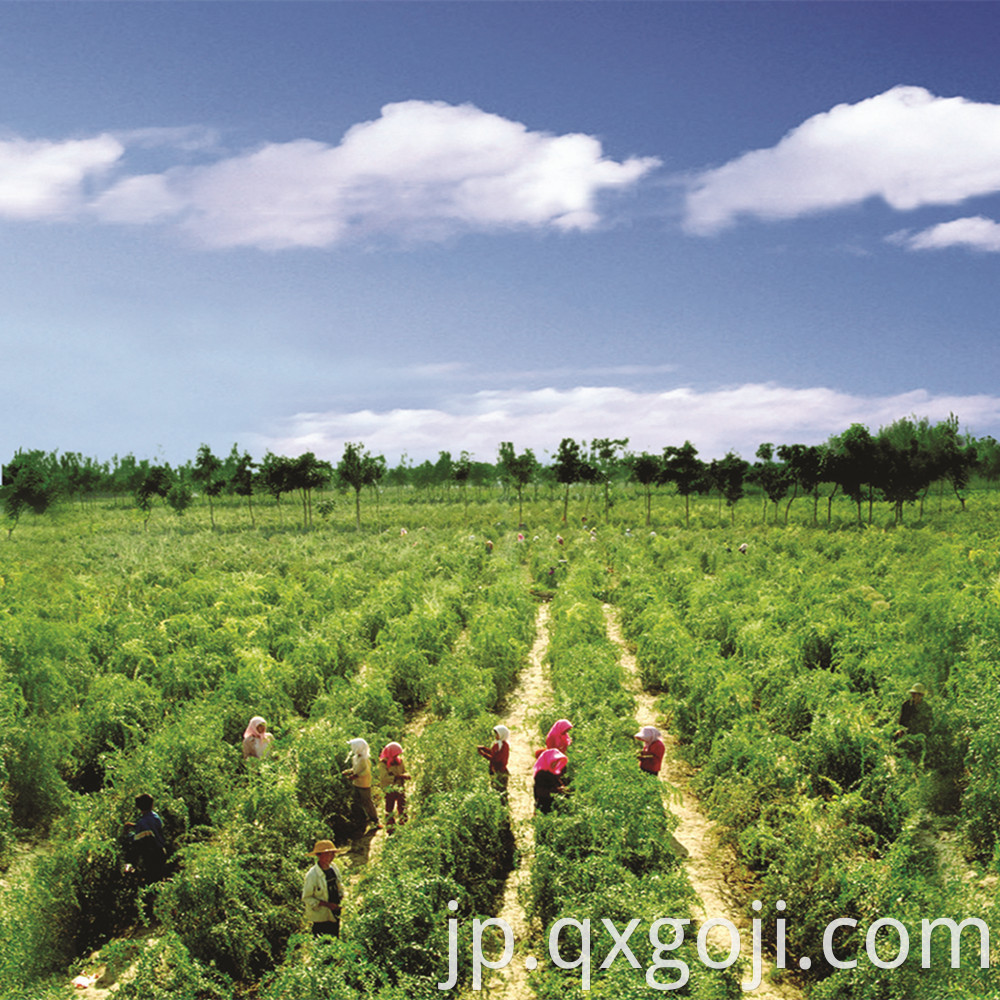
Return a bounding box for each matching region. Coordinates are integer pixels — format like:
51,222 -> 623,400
534,749 -> 568,776
379,742 -> 403,765
546,719 -> 573,752
243,716 -> 267,741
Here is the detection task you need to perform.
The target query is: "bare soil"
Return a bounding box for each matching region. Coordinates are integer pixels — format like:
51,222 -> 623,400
479,601 -> 552,1000
603,604 -> 804,1000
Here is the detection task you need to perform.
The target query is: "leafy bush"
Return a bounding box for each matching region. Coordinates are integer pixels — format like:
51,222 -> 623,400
155,840 -> 298,981
108,932 -> 232,1000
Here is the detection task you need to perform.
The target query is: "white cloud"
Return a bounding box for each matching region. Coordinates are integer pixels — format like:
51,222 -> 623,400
93,100 -> 660,248
252,383 -> 1000,463
0,134 -> 123,219
897,215 -> 1000,252
116,125 -> 221,152
685,86 -> 1000,234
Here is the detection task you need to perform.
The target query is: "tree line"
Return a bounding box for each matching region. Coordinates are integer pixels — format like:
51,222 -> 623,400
2,415 -> 998,535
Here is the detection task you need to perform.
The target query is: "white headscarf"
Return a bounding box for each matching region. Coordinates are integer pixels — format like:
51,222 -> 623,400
493,725 -> 510,743
347,738 -> 371,764
634,726 -> 661,745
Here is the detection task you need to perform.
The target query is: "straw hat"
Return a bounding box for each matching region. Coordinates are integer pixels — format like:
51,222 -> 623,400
909,683 -> 927,696
307,839 -> 336,855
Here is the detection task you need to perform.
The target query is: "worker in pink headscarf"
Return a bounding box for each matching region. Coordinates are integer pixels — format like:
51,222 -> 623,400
533,749 -> 568,814
634,726 -> 665,776
546,719 -> 573,752
377,741 -> 410,832
241,716 -> 274,759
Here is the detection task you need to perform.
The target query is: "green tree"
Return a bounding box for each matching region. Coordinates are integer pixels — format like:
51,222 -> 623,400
433,450 -> 454,500
929,413 -> 977,511
777,443 -> 826,525
56,451 -> 106,503
337,442 -> 381,530
1,451 -> 58,538
662,441 -> 704,527
751,443 -> 793,524
498,442 -> 538,527
552,438 -> 591,524
109,453 -> 145,501
227,447 -> 257,527
629,452 -> 662,527
709,452 -> 749,526
193,444 -> 226,529
976,435 -> 1000,490
873,418 -> 934,523
589,437 -> 628,523
135,465 -> 173,529
385,453 -> 412,489
828,424 -> 876,524
453,451 -> 472,511
289,452 -> 333,529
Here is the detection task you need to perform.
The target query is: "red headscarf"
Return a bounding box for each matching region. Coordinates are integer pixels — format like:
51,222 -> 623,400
379,742 -> 403,766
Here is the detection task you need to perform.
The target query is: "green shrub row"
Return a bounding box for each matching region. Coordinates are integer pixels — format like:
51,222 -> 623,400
0,528 -> 537,995
614,523 -> 1000,997
528,565 -> 739,998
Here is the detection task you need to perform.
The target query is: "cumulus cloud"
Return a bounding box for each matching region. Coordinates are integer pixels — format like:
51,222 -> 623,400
0,134 -> 123,219
896,215 -> 1000,252
253,383 -> 1000,463
92,100 -> 660,248
685,86 -> 1000,234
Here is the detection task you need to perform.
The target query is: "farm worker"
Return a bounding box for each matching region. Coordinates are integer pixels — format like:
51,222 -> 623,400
376,742 -> 410,832
343,738 -> 380,832
895,683 -> 932,738
485,539 -> 494,553
533,749 -> 568,814
477,725 -> 511,796
738,543 -> 748,554
546,719 -> 573,753
535,718 -> 573,761
125,793 -> 170,886
302,839 -> 344,938
241,716 -> 274,759
634,726 -> 665,776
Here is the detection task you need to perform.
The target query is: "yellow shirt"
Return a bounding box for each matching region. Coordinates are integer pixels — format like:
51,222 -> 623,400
349,757 -> 372,789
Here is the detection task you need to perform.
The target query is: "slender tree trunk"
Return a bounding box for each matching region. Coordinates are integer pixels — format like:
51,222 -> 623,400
784,484 -> 799,525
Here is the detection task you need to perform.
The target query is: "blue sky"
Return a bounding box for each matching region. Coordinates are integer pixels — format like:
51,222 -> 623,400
3,1 -> 1000,468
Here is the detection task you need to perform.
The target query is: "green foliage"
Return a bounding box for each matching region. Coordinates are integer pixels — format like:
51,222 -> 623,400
109,932 -> 232,1000
155,838 -> 298,980
2,491 -> 1000,999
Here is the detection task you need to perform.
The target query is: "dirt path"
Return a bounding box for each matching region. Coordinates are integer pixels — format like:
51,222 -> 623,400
479,601 -> 552,1000
603,605 -> 804,1000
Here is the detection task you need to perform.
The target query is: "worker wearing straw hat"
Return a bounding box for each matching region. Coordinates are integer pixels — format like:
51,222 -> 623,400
896,682 -> 932,739
302,839 -> 344,937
